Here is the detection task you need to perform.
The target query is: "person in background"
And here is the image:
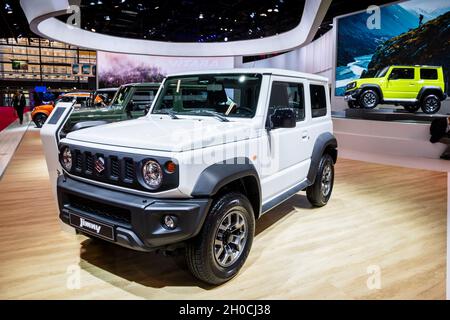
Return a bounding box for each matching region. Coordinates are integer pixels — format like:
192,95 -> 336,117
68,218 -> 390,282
430,117 -> 450,160
12,90 -> 26,125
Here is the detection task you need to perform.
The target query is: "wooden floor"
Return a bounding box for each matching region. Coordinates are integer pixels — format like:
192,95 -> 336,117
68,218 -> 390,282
0,130 -> 447,299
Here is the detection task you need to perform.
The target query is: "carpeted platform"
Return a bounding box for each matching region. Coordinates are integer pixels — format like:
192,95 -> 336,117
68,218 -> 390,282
0,106 -> 30,132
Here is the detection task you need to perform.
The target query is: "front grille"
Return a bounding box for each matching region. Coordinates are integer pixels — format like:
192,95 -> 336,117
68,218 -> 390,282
67,193 -> 131,224
124,159 -> 135,182
64,145 -> 179,192
110,157 -> 120,178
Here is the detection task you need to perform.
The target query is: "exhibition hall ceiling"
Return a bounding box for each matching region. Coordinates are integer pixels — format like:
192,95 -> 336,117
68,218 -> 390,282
2,0 -> 397,41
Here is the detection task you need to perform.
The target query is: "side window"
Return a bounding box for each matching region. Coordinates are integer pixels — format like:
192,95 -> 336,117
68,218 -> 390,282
131,89 -> 156,111
389,68 -> 415,80
309,84 -> 327,118
420,69 -> 438,80
268,82 -> 305,121
76,97 -> 87,108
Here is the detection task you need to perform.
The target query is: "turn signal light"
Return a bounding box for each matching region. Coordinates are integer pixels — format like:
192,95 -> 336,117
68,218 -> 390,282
165,161 -> 176,174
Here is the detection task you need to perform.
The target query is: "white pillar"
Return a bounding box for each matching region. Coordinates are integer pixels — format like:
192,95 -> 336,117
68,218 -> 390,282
447,173 -> 450,300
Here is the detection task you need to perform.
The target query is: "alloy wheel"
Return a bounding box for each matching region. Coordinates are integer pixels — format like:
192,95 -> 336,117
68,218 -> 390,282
214,210 -> 248,268
321,163 -> 333,197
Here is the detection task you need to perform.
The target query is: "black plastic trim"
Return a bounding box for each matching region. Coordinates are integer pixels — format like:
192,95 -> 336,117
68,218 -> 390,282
359,84 -> 383,100
58,175 -> 212,250
416,86 -> 445,101
307,132 -> 337,184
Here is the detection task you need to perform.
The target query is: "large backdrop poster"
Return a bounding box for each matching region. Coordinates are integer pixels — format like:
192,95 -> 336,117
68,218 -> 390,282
335,0 -> 450,96
97,52 -> 234,88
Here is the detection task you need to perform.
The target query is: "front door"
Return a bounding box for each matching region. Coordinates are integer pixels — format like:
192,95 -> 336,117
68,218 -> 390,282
259,76 -> 312,203
385,67 -> 418,100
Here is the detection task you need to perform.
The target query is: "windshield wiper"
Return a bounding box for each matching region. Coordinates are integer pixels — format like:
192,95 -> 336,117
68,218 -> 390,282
196,110 -> 230,122
159,109 -> 179,119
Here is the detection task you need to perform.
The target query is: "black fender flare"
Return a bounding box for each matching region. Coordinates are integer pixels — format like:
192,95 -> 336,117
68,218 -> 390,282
416,86 -> 445,101
191,157 -> 260,196
359,84 -> 383,101
307,132 -> 338,184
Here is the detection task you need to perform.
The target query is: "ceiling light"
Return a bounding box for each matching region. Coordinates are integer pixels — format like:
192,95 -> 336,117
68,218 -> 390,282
239,75 -> 246,83
224,37 -> 228,42
154,6 -> 159,9
260,13 -> 267,17
97,0 -> 103,4
274,8 -> 279,12
268,9 -> 273,12
91,28 -> 96,32
199,13 -> 204,19
104,16 -> 110,21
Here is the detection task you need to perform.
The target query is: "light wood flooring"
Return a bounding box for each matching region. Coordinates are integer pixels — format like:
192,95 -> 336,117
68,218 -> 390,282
0,130 -> 446,299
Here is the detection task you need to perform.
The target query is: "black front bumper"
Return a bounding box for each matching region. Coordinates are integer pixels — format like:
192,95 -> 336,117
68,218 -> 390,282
57,175 -> 212,252
344,89 -> 361,102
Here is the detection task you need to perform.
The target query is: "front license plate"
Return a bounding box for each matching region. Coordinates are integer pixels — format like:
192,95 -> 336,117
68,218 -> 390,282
69,213 -> 115,241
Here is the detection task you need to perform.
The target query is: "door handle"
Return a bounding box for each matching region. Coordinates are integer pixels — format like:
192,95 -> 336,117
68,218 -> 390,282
301,131 -> 309,140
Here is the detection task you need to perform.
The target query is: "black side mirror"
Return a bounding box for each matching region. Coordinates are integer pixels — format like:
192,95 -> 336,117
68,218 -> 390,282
268,108 -> 296,130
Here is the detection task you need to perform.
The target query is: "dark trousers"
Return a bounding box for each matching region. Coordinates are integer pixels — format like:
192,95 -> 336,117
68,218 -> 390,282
15,106 -> 24,124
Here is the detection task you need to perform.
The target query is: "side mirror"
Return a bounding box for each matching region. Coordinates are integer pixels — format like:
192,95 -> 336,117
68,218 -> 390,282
127,100 -> 134,110
268,108 -> 296,130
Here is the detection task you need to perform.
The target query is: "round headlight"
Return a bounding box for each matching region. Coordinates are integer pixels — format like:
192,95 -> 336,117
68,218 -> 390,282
61,147 -> 72,171
142,160 -> 163,190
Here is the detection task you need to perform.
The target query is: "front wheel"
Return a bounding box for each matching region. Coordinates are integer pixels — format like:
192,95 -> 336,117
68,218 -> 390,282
185,192 -> 255,285
421,95 -> 441,114
359,89 -> 379,109
307,154 -> 335,207
33,113 -> 47,128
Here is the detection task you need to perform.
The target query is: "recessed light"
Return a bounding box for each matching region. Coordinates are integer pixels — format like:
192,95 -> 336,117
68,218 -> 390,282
274,8 -> 279,12
199,13 -> 204,19
260,13 -> 267,17
154,6 -> 159,9
104,16 -> 110,21
268,9 -> 273,12
224,37 -> 228,42
91,28 -> 96,32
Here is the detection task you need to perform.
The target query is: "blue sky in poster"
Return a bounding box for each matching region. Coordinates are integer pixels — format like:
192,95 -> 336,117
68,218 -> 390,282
335,0 -> 450,96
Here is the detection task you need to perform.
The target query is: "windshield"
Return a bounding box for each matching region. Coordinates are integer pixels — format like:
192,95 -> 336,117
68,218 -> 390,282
151,74 -> 262,119
110,86 -> 131,107
375,66 -> 390,78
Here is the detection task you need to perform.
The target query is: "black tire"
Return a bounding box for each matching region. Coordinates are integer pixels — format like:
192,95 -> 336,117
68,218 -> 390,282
421,95 -> 441,114
347,101 -> 358,109
359,89 -> 379,109
185,192 -> 255,285
403,105 -> 420,113
33,113 -> 47,128
306,154 -> 335,207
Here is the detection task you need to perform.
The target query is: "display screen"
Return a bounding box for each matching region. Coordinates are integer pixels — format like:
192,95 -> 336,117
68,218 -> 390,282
97,51 -> 234,88
335,0 -> 450,96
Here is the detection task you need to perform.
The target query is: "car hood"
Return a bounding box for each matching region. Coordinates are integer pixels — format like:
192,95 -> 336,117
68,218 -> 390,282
65,116 -> 260,152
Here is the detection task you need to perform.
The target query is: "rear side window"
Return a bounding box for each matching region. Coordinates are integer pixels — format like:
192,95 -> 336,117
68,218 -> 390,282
268,82 -> 305,121
309,85 -> 327,118
420,69 -> 438,80
389,68 -> 415,80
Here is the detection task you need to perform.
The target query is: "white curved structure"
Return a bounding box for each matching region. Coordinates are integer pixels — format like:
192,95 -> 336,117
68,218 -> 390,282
20,0 -> 331,57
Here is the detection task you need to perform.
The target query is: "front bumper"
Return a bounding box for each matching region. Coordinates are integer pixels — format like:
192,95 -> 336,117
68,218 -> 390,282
344,89 -> 361,102
57,175 -> 212,251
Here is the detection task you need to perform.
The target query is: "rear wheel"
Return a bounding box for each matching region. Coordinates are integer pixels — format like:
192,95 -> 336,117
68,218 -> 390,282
403,105 -> 420,113
359,89 -> 379,109
185,192 -> 255,285
307,154 -> 335,207
421,95 -> 441,114
33,113 -> 47,128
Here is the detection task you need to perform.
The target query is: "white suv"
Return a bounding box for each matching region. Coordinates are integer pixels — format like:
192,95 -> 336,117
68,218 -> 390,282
44,69 -> 337,284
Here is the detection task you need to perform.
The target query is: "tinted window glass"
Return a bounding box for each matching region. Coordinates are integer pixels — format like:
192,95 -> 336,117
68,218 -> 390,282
420,69 -> 438,80
131,89 -> 157,111
310,85 -> 327,118
389,68 -> 415,80
268,82 -> 305,121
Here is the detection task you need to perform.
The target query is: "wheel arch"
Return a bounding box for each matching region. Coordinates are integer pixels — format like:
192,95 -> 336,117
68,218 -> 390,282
191,157 -> 262,219
32,111 -> 50,120
307,132 -> 338,184
360,84 -> 383,101
417,86 -> 445,101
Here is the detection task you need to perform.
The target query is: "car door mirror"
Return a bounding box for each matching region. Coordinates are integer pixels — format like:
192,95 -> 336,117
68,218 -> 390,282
268,108 -> 296,130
